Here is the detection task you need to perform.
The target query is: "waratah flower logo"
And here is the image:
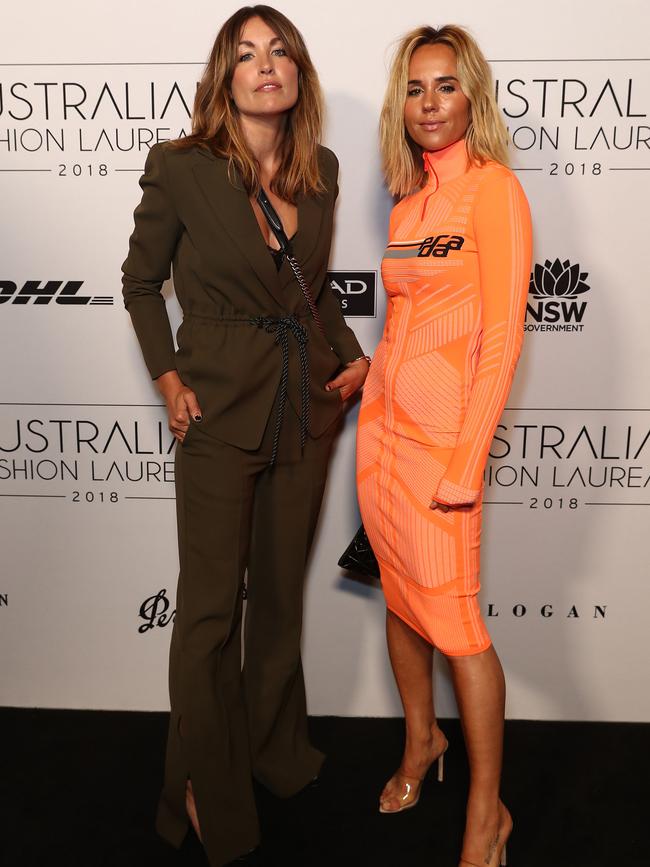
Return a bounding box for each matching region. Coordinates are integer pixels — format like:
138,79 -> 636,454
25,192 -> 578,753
529,259 -> 590,298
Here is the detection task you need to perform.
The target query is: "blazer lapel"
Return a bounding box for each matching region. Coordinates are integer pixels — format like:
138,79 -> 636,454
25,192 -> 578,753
278,191 -> 325,292
191,150 -> 286,310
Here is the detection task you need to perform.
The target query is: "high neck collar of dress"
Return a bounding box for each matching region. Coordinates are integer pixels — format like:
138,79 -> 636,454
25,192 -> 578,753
423,138 -> 469,189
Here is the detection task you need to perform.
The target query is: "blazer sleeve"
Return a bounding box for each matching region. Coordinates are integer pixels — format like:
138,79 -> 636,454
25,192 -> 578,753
317,279 -> 365,364
433,169 -> 532,507
121,143 -> 182,380
315,150 -> 365,365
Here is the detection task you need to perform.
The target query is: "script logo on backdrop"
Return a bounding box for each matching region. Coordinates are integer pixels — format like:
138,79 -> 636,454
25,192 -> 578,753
525,258 -> 591,333
328,271 -> 376,317
137,584 -> 247,633
0,279 -> 113,306
0,593 -> 8,608
138,588 -> 175,633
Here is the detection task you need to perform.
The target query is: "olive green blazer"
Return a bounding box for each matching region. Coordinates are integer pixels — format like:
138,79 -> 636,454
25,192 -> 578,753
122,142 -> 363,449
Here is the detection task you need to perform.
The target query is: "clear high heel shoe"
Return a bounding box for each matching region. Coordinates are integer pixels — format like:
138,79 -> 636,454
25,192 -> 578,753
378,735 -> 448,814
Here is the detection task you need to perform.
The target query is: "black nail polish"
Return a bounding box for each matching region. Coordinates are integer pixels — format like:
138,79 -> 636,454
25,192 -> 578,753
194,414 -> 202,422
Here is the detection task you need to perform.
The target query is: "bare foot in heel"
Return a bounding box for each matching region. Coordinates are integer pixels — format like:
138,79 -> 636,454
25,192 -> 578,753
185,780 -> 202,842
379,723 -> 448,813
459,799 -> 512,867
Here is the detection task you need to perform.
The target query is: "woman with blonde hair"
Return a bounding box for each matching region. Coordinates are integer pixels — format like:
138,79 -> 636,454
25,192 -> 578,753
357,25 -> 532,866
122,5 -> 368,865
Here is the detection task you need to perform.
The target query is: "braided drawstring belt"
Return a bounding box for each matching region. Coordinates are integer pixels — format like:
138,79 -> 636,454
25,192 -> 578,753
249,315 -> 310,466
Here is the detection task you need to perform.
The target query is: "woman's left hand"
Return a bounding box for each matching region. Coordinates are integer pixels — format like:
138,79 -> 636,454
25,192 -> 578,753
325,357 -> 370,401
429,499 -> 451,513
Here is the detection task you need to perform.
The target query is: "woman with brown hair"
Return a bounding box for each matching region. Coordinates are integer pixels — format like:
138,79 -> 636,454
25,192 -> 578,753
122,6 -> 368,865
356,25 -> 532,866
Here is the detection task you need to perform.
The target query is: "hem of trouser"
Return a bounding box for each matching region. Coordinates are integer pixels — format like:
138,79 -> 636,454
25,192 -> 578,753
155,794 -> 189,849
211,835 -> 261,867
254,747 -> 325,799
156,801 -> 260,867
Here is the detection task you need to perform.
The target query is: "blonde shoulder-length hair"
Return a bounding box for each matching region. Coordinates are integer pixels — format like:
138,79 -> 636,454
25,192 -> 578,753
170,4 -> 324,202
380,25 -> 509,198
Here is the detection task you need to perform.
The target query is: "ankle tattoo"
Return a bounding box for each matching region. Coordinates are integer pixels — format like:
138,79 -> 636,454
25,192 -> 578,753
484,831 -> 500,865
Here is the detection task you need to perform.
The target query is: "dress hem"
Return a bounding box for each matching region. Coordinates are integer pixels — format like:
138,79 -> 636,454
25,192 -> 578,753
385,602 -> 492,657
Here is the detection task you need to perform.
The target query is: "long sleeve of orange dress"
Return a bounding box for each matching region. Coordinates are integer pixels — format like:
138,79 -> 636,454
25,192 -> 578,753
435,167 -> 532,507
356,138 -> 532,656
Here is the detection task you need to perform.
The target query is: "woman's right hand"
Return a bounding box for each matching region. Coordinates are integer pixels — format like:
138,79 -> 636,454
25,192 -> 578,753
156,370 -> 203,443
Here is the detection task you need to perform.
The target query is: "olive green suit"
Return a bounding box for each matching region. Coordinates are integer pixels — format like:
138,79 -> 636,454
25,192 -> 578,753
122,142 -> 362,866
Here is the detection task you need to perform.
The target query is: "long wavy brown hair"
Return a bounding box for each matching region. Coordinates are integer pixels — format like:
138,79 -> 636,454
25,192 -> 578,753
380,25 -> 509,198
170,5 -> 324,201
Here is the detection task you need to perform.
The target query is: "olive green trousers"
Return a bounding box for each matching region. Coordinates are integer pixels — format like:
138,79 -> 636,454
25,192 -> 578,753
155,406 -> 338,866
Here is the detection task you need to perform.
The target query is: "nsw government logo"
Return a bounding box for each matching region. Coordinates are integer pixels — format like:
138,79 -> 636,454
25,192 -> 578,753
525,258 -> 590,333
328,271 -> 376,317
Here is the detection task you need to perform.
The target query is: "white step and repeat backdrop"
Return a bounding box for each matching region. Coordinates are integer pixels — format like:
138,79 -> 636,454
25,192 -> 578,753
2,0 -> 649,721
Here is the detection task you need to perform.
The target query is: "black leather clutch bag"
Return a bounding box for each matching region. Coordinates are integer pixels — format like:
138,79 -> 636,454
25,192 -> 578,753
338,524 -> 380,580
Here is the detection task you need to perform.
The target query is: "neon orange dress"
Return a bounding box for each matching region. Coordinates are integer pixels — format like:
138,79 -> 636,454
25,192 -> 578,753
356,138 -> 532,656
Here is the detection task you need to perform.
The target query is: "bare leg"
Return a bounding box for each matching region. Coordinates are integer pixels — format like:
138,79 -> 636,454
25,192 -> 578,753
185,779 -> 202,841
447,645 -> 512,866
380,609 -> 448,812
180,712 -> 202,841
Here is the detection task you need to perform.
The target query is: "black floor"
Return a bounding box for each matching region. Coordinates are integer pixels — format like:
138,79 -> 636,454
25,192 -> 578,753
0,709 -> 646,866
